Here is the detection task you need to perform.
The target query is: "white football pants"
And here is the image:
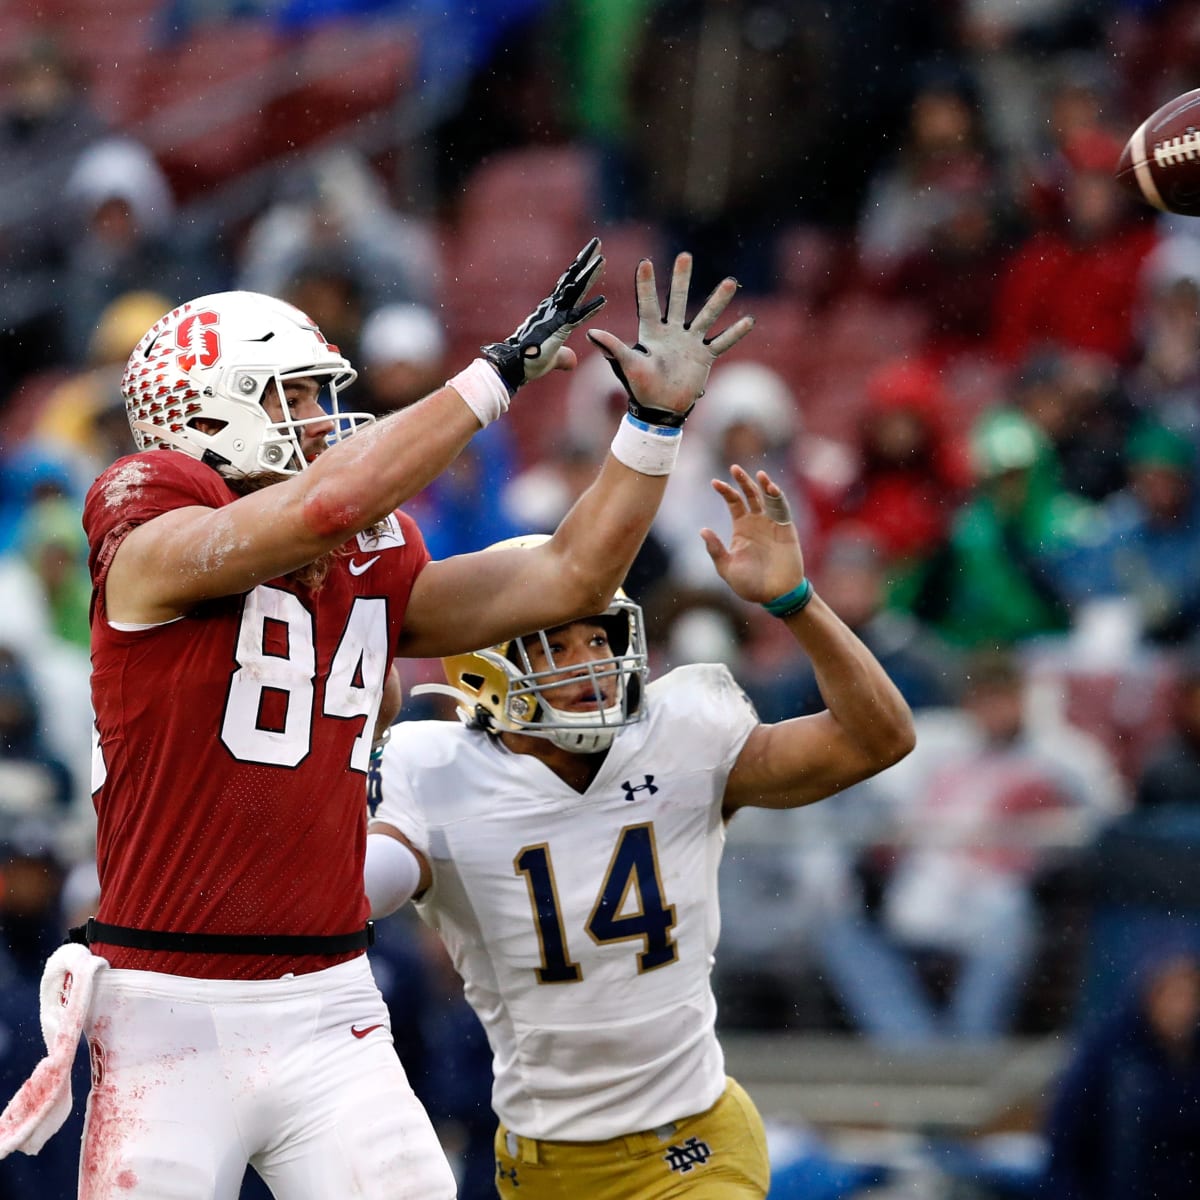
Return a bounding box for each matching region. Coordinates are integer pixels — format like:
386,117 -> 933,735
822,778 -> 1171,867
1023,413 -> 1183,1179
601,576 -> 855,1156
79,955 -> 456,1199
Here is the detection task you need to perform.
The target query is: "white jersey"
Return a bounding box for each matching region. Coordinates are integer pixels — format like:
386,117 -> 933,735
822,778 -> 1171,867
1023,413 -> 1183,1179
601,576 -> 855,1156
375,662 -> 758,1141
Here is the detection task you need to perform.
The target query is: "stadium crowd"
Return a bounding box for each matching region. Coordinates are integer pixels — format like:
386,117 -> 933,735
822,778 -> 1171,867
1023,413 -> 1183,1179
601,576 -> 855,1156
4,1 -> 1200,1196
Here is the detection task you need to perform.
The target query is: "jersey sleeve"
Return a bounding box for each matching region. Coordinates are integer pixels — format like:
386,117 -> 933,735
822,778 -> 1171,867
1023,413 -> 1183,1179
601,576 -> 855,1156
83,452 -> 233,603
373,724 -> 433,857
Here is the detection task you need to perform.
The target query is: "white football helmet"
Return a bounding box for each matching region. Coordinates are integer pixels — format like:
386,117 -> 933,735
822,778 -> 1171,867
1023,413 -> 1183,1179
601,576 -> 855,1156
121,290 -> 373,475
413,535 -> 649,753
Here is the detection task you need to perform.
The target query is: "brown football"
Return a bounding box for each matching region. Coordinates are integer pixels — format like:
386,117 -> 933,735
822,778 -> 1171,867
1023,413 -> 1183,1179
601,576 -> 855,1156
1116,87 -> 1200,216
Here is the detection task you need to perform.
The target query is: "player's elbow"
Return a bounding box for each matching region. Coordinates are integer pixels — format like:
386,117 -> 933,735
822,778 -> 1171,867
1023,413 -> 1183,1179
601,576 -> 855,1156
873,707 -> 917,769
547,550 -> 621,620
298,480 -> 371,541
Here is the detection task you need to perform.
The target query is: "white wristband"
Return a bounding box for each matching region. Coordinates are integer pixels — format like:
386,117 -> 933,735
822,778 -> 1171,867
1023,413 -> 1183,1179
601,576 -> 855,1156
610,413 -> 683,476
364,832 -> 424,917
447,358 -> 511,428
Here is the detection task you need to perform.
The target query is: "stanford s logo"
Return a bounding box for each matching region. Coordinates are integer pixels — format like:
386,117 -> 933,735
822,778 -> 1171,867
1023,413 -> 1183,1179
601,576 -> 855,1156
621,776 -> 658,801
176,310 -> 221,373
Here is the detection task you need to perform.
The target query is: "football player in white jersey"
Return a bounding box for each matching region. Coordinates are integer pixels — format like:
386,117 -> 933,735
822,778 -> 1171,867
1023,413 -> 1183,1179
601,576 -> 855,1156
366,466 -> 915,1199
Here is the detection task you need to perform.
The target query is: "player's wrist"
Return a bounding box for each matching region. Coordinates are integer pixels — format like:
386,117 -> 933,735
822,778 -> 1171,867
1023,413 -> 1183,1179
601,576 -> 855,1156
448,359 -> 513,427
610,412 -> 683,476
602,349 -> 699,429
762,578 -> 814,619
625,394 -> 694,428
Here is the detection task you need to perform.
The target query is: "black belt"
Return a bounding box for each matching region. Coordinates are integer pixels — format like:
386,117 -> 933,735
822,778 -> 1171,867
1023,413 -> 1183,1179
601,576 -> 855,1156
66,918 -> 375,956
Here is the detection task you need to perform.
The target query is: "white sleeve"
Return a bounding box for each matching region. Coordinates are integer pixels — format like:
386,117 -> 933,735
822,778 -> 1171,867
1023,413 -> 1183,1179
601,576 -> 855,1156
363,833 -> 423,918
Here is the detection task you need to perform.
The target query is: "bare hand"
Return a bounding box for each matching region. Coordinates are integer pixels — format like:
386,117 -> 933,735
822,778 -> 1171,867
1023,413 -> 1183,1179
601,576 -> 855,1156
700,466 -> 805,603
585,253 -> 755,419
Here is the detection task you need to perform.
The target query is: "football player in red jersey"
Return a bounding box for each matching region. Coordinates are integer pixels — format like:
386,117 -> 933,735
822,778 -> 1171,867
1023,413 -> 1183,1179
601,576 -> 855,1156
59,243 -> 754,1198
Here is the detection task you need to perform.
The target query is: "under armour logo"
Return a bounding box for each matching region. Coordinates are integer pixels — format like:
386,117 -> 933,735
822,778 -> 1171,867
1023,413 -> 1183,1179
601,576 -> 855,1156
621,776 -> 658,801
664,1137 -> 712,1174
496,1162 -> 520,1187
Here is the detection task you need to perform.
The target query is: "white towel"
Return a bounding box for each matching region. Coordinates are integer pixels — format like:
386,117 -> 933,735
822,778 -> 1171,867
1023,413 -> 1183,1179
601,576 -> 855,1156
0,943 -> 108,1157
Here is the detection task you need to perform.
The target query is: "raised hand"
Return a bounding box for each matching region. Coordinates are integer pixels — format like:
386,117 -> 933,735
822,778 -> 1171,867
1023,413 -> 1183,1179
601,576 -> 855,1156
585,253 -> 755,425
700,466 -> 806,603
481,238 -> 606,392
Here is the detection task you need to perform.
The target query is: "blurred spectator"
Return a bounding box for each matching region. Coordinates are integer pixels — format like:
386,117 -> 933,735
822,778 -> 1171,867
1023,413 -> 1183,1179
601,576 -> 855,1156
0,32 -> 111,397
31,290 -> 173,478
1135,646 -> 1200,811
0,443 -> 82,557
0,647 -> 74,817
958,4 -> 1112,160
991,128 -> 1160,367
1128,247 -> 1200,440
236,146 -> 441,309
895,409 -> 1085,648
357,302 -> 449,418
0,813 -> 67,972
1061,423 -> 1200,645
16,497 -> 91,652
425,3 -> 568,208
623,0 -> 839,294
821,647 -> 1125,1043
1041,941 -> 1200,1200
1010,346 -> 1137,503
857,66 -> 1001,276
554,0 -> 657,220
280,253 -> 370,374
0,814 -> 81,1199
819,358 -> 972,568
1012,51 -> 1123,228
659,360 -> 841,589
877,170 -> 1012,363
58,138 -> 202,363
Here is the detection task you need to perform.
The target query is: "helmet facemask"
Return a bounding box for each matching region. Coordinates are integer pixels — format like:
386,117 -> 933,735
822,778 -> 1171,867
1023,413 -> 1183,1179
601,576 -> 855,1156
421,595 -> 649,754
504,601 -> 647,752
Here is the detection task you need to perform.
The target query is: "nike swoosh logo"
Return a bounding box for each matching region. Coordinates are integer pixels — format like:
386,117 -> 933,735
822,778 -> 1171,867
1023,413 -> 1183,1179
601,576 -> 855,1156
350,1024 -> 384,1039
348,555 -> 381,576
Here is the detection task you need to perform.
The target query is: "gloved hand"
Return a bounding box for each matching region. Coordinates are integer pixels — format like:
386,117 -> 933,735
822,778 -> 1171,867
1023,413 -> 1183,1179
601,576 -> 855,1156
481,237 -> 606,393
585,253 -> 755,426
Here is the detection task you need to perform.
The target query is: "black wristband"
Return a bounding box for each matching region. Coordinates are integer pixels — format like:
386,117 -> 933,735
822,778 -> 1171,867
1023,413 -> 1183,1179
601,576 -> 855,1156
627,396 -> 693,428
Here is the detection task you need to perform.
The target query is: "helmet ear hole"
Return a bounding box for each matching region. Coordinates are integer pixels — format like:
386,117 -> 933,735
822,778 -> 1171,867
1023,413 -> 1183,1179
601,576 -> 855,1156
187,416 -> 228,435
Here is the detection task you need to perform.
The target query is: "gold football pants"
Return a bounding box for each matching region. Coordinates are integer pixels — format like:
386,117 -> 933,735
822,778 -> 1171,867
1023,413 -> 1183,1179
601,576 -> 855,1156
493,1076 -> 770,1199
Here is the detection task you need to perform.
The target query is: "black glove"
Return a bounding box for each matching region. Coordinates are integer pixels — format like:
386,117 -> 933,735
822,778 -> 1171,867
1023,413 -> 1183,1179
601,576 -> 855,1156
481,238 -> 606,393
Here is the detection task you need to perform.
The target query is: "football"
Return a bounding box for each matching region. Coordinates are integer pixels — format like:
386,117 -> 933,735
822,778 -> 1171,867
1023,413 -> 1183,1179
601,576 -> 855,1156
1116,87 -> 1200,216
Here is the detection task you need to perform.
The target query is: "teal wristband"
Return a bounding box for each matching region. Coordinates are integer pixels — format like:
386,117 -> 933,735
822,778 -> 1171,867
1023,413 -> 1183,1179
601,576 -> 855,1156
763,578 -> 814,619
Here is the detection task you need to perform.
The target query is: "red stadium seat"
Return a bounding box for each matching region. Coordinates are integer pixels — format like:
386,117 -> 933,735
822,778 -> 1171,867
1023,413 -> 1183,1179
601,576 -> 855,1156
259,20 -> 417,158
441,219 -> 580,348
457,145 -> 600,245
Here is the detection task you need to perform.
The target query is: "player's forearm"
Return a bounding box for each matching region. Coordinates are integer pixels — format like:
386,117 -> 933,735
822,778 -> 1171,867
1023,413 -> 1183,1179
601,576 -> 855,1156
297,385 -> 482,543
784,594 -> 915,768
547,453 -> 669,611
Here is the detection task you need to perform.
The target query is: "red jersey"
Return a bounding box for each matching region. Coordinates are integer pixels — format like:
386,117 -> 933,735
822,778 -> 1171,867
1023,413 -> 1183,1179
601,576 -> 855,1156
83,450 -> 430,979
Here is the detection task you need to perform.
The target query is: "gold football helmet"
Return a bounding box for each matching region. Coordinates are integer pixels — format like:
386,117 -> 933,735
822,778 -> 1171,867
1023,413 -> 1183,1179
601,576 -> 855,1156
413,535 -> 648,753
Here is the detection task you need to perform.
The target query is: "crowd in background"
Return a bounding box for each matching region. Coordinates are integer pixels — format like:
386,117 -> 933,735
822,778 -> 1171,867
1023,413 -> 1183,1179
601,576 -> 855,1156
4,1 -> 1200,1196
